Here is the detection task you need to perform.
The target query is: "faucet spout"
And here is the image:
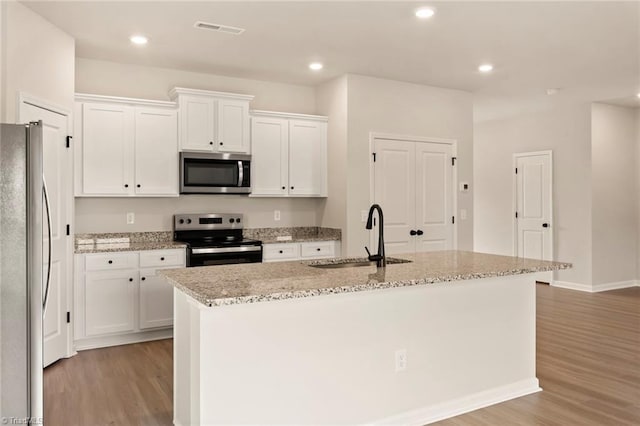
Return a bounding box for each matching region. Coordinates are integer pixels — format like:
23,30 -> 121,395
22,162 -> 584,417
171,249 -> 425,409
365,204 -> 386,268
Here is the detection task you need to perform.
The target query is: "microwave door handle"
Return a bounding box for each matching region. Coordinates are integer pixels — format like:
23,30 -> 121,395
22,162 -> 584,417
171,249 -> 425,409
238,161 -> 243,187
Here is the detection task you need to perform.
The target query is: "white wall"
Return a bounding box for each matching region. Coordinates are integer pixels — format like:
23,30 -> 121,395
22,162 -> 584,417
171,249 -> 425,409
346,74 -> 474,256
315,76 -> 348,248
591,103 -> 638,285
474,101 -> 593,285
2,1 -> 75,122
74,58 -> 321,233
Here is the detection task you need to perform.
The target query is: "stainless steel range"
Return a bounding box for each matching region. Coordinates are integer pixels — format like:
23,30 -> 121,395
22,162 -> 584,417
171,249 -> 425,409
173,213 -> 262,267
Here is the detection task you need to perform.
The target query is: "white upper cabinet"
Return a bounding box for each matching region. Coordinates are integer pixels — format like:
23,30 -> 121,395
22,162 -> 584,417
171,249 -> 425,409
81,103 -> 135,195
250,111 -> 327,198
170,88 -> 253,154
251,116 -> 288,196
135,108 -> 179,195
75,94 -> 179,197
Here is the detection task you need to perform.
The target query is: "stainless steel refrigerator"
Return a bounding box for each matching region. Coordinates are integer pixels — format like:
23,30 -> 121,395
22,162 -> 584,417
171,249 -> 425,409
0,122 -> 45,423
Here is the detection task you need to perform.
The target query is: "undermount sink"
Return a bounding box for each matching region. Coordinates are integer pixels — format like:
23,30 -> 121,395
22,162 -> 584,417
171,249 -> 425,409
308,257 -> 412,269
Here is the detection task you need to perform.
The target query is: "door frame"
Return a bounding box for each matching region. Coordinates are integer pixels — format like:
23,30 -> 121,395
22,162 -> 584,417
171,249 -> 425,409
512,150 -> 554,260
369,132 -> 458,251
18,92 -> 76,360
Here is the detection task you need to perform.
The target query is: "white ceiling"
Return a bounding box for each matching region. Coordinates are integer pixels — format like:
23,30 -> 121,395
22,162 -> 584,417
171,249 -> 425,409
24,1 -> 640,113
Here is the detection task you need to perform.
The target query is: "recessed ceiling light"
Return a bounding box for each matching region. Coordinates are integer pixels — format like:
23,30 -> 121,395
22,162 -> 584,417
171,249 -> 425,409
415,7 -> 436,19
130,35 -> 148,45
309,62 -> 323,71
478,64 -> 494,73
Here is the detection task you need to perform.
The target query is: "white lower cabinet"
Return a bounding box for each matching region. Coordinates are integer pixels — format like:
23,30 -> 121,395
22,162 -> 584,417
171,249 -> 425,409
263,241 -> 340,263
74,249 -> 185,350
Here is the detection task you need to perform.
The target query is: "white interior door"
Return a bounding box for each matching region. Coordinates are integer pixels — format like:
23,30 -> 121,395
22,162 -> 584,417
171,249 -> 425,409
21,102 -> 71,367
415,143 -> 454,251
515,152 -> 553,261
374,138 -> 454,255
373,139 -> 416,254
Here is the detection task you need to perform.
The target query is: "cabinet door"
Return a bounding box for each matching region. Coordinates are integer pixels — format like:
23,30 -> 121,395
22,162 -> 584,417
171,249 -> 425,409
179,95 -> 215,151
139,268 -> 174,330
288,120 -> 327,196
135,107 -> 179,196
217,99 -> 250,153
250,116 -> 288,196
81,103 -> 135,195
84,269 -> 137,336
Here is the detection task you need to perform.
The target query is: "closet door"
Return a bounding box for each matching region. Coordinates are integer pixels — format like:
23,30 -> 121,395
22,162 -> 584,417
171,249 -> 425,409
415,143 -> 454,251
373,139 -> 416,254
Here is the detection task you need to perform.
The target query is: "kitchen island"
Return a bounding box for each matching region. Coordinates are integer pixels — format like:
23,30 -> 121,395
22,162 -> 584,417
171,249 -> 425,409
160,251 -> 570,425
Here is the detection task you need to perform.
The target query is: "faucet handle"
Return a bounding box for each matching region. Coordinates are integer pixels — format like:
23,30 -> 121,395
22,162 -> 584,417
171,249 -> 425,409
364,246 -> 371,257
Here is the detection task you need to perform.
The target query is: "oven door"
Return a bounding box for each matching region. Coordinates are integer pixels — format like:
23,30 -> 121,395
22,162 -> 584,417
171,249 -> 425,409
180,152 -> 251,194
187,245 -> 262,267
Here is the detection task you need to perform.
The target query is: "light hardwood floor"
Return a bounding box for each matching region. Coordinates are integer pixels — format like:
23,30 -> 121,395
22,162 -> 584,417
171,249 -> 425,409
44,284 -> 640,425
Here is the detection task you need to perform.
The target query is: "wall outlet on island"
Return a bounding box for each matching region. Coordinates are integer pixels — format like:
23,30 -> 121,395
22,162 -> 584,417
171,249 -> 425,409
395,349 -> 407,372
274,210 -> 281,221
126,212 -> 135,225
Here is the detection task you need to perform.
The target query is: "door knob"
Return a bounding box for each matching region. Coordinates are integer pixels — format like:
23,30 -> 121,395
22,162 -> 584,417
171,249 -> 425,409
410,230 -> 417,236
542,223 -> 549,228
416,230 -> 424,236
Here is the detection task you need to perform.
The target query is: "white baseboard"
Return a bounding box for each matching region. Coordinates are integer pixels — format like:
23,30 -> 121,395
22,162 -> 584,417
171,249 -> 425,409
372,378 -> 541,425
74,328 -> 173,351
553,280 -> 639,293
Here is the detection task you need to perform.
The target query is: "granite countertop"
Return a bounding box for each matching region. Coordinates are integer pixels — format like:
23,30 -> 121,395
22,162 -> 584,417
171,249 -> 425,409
75,231 -> 186,254
159,251 -> 571,307
243,226 -> 341,244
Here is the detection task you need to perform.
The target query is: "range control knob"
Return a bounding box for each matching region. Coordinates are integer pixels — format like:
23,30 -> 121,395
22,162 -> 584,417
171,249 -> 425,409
236,218 -> 241,223
229,218 -> 235,223
186,219 -> 192,224
179,219 -> 185,224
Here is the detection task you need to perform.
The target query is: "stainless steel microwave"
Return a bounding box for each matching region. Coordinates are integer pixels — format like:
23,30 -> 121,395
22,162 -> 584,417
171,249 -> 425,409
180,152 -> 251,194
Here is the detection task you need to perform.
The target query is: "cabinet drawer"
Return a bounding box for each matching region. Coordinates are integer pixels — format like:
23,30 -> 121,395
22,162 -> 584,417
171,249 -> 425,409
85,252 -> 138,271
139,249 -> 184,268
300,241 -> 336,259
263,244 -> 300,262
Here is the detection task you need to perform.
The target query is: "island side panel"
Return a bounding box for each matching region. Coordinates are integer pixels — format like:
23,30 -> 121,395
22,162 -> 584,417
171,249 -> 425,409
184,273 -> 541,425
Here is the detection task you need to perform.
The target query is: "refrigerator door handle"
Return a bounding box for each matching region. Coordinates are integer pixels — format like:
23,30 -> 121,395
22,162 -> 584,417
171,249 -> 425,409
42,176 -> 52,313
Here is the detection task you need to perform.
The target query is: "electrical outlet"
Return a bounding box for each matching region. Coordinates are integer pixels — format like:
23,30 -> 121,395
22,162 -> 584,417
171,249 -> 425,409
361,210 -> 368,222
126,212 -> 135,225
274,210 -> 281,221
460,209 -> 468,220
395,349 -> 407,372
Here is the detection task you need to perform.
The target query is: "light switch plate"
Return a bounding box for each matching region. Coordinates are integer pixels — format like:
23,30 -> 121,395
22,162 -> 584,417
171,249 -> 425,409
274,210 -> 281,221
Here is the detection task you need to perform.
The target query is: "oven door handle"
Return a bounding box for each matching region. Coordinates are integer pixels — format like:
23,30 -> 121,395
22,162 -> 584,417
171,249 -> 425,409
191,246 -> 261,255
238,161 -> 244,187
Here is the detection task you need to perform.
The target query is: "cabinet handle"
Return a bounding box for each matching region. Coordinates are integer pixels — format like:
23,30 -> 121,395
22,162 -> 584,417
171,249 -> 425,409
129,278 -> 133,282
291,186 -> 294,190
279,250 -> 283,254
410,230 -> 417,236
108,260 -> 113,264
124,184 -> 129,188
141,277 -> 146,281
282,186 -> 286,190
160,257 -> 165,261
209,141 -> 214,145
316,248 -> 321,251
219,142 -> 224,146
416,230 -> 424,236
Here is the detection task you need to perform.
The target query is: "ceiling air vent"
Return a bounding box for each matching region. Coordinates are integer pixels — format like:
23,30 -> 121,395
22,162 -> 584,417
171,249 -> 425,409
194,21 -> 245,35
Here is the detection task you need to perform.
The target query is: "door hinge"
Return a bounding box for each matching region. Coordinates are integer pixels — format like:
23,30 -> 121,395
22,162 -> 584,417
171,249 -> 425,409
372,152 -> 377,162
66,312 -> 71,323
452,216 -> 455,224
452,157 -> 457,166
66,224 -> 70,236
515,167 -> 518,174
515,212 -> 518,218
66,135 -> 72,148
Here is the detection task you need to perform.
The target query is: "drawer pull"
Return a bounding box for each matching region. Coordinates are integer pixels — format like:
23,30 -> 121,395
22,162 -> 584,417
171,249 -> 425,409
141,277 -> 146,281
108,260 -> 113,264
129,278 -> 133,282
279,250 -> 283,254
160,257 -> 165,261
316,248 -> 321,251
